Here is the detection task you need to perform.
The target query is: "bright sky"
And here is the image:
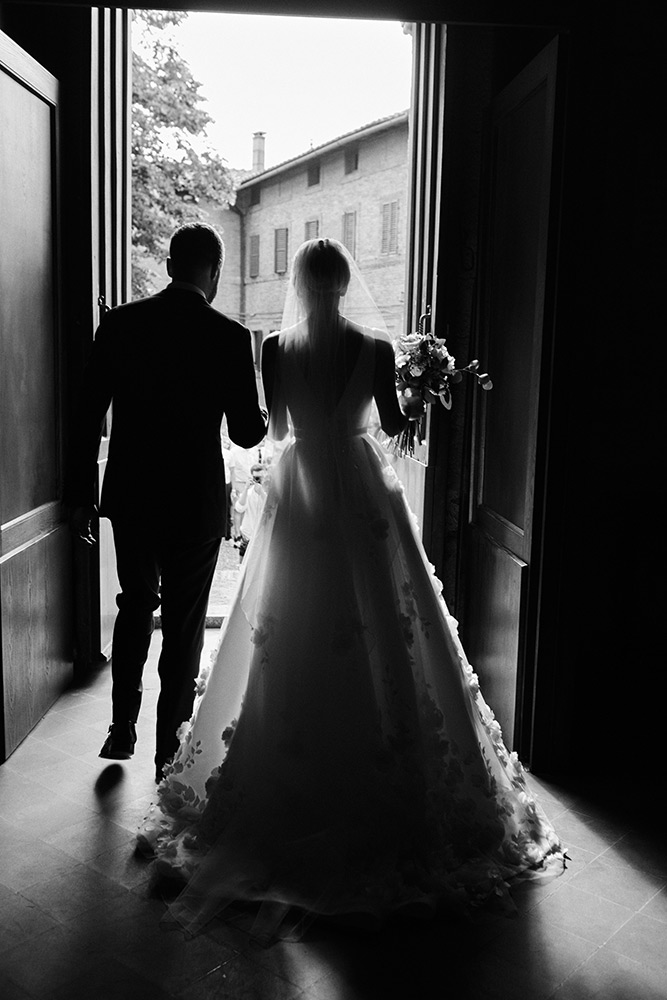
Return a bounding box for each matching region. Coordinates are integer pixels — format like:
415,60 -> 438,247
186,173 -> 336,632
172,13 -> 413,170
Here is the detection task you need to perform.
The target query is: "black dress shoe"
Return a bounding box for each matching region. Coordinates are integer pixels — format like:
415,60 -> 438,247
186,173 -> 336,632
99,722 -> 137,760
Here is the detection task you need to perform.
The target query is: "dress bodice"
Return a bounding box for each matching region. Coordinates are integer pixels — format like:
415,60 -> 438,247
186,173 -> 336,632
277,328 -> 376,445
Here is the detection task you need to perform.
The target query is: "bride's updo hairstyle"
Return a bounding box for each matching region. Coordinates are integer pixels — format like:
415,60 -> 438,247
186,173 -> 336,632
293,238 -> 350,307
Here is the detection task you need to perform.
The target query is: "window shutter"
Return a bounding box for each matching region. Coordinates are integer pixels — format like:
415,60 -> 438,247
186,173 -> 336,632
305,219 -> 319,241
307,161 -> 320,187
249,234 -> 260,278
381,201 -> 399,255
274,227 -> 288,273
342,211 -> 356,258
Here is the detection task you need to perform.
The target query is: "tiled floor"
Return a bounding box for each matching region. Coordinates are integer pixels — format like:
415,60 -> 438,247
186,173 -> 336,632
1,627 -> 666,999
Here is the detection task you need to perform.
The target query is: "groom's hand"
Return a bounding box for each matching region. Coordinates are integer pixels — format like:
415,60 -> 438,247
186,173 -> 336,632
70,506 -> 98,545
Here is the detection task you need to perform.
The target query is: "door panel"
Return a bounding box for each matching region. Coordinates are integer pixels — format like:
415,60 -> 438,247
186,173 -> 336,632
0,31 -> 72,759
463,37 -> 564,751
466,525 -> 528,743
0,68 -> 58,520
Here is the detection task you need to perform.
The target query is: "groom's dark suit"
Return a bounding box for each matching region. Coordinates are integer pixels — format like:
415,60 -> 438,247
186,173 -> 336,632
67,284 -> 266,766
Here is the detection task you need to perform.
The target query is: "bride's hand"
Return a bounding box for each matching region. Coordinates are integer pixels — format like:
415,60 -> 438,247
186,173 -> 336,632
399,394 -> 426,420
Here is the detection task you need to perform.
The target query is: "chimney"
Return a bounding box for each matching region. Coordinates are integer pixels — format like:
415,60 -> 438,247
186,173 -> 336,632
252,132 -> 266,173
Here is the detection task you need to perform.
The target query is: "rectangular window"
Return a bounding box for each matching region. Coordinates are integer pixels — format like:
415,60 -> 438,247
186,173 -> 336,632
342,211 -> 357,258
307,161 -> 320,187
249,234 -> 260,278
274,227 -> 289,273
344,148 -> 359,174
304,219 -> 319,241
381,201 -> 399,255
249,184 -> 261,206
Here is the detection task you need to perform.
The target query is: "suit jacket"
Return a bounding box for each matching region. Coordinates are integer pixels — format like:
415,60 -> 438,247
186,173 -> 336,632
66,286 -> 267,541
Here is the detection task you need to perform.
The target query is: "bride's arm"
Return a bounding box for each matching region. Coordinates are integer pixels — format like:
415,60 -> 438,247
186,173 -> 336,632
373,338 -> 408,437
261,333 -> 289,441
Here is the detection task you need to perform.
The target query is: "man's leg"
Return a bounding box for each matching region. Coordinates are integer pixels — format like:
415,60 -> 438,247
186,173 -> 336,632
155,536 -> 221,770
102,524 -> 161,756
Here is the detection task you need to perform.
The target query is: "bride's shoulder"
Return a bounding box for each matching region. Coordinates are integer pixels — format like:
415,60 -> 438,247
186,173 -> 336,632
280,320 -> 307,337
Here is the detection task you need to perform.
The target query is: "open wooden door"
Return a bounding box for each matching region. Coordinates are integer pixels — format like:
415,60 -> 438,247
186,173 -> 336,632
462,36 -> 566,756
0,32 -> 72,758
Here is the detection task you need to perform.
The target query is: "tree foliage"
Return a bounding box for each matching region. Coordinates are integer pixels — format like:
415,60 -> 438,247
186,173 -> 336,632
131,10 -> 233,298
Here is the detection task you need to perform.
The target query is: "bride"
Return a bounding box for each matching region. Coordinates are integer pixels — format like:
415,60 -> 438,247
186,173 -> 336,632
139,238 -> 564,941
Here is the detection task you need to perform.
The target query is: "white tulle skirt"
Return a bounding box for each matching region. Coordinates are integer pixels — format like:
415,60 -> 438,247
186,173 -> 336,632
137,432 -> 564,942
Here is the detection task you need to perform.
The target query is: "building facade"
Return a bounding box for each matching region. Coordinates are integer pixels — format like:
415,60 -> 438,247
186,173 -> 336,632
232,111 -> 410,357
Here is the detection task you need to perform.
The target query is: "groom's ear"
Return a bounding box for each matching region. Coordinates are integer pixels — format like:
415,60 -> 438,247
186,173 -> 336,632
166,258 -> 173,278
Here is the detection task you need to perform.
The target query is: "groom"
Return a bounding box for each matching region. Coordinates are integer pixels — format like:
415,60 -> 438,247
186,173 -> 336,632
67,223 -> 267,780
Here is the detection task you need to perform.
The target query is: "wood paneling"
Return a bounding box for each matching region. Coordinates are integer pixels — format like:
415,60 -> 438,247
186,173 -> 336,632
1,527 -> 72,755
0,31 -> 71,759
464,525 -> 527,747
0,64 -> 58,522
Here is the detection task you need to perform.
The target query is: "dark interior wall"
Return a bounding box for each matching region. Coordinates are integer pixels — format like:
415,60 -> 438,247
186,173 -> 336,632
560,13 -> 666,784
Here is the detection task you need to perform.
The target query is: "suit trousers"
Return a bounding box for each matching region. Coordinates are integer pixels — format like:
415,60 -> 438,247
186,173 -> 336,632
110,523 -> 221,764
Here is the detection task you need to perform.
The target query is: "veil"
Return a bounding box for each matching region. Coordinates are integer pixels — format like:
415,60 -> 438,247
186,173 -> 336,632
280,238 -> 392,336
269,238 -> 392,442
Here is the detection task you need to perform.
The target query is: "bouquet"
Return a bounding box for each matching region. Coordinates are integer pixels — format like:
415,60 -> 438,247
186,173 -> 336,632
393,319 -> 493,455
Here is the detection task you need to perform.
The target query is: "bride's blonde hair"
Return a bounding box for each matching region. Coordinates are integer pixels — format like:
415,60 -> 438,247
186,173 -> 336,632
293,238 -> 350,305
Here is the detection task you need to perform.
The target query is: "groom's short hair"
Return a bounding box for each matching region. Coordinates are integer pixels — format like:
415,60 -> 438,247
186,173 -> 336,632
169,223 -> 225,275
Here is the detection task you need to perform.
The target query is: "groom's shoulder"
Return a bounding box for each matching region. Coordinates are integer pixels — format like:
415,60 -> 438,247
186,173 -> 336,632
100,291 -> 251,342
206,306 -> 251,339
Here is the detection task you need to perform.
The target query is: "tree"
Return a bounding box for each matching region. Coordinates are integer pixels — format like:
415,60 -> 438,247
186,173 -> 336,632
131,10 -> 233,298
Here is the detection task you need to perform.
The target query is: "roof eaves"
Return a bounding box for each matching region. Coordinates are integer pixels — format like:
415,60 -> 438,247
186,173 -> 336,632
237,109 -> 409,190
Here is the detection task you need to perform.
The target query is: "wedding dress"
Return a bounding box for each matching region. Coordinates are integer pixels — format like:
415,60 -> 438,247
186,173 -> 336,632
138,318 -> 564,942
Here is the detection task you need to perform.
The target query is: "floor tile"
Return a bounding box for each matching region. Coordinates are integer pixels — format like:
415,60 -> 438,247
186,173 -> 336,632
482,915 -> 597,989
40,814 -> 135,864
0,841 -> 80,894
177,953 -> 304,1000
530,882 -> 634,945
0,922 -> 109,998
601,830 -> 667,878
641,884 -> 667,924
549,809 -> 628,858
86,839 -> 155,891
1,586 -> 666,1000
569,854 -> 666,911
0,883 -> 60,952
43,955 -> 174,1000
606,911 -> 667,975
0,980 -> 33,1000
19,862 -> 130,922
551,944 -> 667,1000
90,891 -> 240,993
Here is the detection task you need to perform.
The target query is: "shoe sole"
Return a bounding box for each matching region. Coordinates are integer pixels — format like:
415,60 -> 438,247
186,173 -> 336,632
99,749 -> 134,760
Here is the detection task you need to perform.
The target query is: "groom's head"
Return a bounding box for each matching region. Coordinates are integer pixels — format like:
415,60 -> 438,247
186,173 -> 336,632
167,223 -> 225,302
